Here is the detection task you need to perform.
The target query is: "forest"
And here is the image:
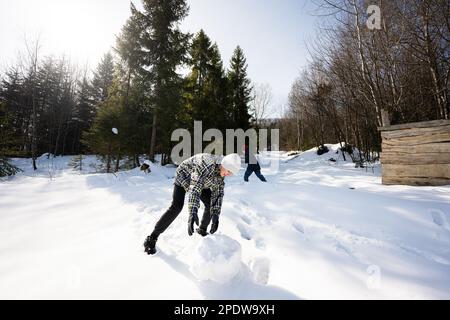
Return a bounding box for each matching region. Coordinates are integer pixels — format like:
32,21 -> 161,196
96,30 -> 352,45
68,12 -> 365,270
1,0 -> 449,175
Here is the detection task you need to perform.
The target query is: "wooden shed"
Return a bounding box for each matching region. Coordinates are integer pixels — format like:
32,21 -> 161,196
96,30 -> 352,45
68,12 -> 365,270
378,120 -> 450,186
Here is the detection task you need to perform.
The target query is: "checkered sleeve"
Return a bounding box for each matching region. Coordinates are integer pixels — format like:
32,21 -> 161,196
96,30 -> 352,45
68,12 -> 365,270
187,164 -> 209,217
210,182 -> 225,217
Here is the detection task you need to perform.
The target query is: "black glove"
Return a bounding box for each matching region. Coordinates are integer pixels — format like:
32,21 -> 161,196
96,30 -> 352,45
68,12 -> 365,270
210,214 -> 219,234
188,211 -> 199,236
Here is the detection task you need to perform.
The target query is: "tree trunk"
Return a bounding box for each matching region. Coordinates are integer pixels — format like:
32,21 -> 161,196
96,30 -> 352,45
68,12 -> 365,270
53,122 -> 62,157
115,150 -> 121,173
134,154 -> 140,168
31,99 -> 37,171
352,0 -> 383,127
149,112 -> 158,161
61,121 -> 70,156
106,143 -> 112,173
125,69 -> 132,111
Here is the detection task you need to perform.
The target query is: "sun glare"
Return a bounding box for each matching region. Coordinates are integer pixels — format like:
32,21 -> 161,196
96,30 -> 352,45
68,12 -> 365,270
9,0 -> 129,66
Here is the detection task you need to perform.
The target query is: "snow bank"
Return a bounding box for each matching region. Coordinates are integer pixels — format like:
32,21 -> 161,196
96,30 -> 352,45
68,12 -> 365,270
190,235 -> 242,284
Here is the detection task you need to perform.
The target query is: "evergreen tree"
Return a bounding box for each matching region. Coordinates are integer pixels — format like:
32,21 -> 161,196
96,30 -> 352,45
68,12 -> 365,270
184,30 -> 214,128
83,73 -> 150,172
138,0 -> 190,161
92,52 -> 115,104
82,93 -> 124,173
115,3 -> 144,110
73,76 -> 96,153
69,154 -> 83,172
207,43 -> 231,131
0,100 -> 12,153
228,46 -> 253,130
0,68 -> 27,156
184,30 -> 231,132
0,157 -> 21,177
114,4 -> 150,167
0,101 -> 21,177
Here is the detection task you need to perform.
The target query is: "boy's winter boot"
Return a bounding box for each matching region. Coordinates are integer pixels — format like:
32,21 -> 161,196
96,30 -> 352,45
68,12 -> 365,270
144,236 -> 157,255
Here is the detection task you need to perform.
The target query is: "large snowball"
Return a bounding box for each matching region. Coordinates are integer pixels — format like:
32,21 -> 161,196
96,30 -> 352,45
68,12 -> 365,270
190,235 -> 242,284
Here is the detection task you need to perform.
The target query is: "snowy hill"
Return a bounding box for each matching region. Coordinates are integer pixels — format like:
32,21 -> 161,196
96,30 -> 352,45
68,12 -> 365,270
1,145 -> 450,299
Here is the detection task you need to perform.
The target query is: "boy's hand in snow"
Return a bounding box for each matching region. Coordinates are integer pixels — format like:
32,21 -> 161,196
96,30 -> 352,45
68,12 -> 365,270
210,214 -> 219,234
188,211 -> 199,236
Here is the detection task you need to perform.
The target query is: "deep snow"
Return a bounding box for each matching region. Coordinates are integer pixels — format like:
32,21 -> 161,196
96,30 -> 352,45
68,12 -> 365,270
0,145 -> 449,300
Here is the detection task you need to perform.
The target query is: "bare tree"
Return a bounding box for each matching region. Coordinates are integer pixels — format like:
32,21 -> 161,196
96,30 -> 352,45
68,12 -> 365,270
250,82 -> 273,128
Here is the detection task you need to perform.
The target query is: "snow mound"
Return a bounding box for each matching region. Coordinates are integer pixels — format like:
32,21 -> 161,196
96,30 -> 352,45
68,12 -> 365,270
190,235 -> 242,284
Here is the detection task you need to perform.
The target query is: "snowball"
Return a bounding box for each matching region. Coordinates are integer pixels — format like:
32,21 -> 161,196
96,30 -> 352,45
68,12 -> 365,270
190,235 -> 242,284
112,128 -> 119,135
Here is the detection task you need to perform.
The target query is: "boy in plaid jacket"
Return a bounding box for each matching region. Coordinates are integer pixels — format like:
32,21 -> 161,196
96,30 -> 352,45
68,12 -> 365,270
144,153 -> 241,255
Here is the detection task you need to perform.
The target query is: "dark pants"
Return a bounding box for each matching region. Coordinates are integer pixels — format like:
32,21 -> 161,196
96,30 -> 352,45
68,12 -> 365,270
151,184 -> 212,240
244,164 -> 267,182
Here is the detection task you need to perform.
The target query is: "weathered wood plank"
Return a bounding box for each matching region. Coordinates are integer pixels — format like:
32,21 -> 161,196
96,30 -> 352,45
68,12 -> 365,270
382,143 -> 450,154
381,125 -> 450,139
382,176 -> 450,186
383,164 -> 450,178
383,132 -> 450,146
378,119 -> 450,132
380,152 -> 450,165
380,120 -> 450,186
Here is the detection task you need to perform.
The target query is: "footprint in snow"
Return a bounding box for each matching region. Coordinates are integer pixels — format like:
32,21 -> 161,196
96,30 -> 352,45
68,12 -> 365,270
430,209 -> 449,230
254,237 -> 266,250
237,223 -> 253,241
241,215 -> 252,225
398,244 -> 450,267
293,221 -> 305,234
334,242 -> 353,258
136,204 -> 147,213
239,199 -> 252,207
249,257 -> 271,285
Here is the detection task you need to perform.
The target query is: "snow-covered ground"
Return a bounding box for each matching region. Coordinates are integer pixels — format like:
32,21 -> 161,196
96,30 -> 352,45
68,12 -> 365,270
0,145 -> 449,300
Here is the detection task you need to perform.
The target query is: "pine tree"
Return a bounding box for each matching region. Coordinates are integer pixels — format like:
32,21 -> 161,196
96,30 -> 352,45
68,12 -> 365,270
0,157 -> 21,177
138,0 -> 190,161
92,52 -> 115,104
184,30 -> 231,132
82,74 -> 149,173
207,43 -> 231,131
184,30 -> 214,128
115,3 -> 144,110
0,101 -> 21,177
69,154 -> 83,172
0,68 -> 26,157
73,76 -> 95,154
228,46 -> 253,130
82,94 -> 124,173
114,4 -> 150,167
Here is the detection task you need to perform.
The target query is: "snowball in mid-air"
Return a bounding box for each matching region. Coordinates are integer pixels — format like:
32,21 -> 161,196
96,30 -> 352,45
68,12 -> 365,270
112,128 -> 119,135
190,235 -> 242,284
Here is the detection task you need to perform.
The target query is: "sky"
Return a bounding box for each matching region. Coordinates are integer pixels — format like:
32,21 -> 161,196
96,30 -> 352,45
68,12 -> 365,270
0,0 -> 320,116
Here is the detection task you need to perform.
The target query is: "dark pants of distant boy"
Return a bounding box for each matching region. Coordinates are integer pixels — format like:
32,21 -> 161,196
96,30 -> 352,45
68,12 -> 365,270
244,164 -> 267,182
151,185 -> 212,239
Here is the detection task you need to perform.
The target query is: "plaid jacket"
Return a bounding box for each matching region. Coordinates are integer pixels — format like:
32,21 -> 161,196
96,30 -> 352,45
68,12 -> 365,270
174,154 -> 225,217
